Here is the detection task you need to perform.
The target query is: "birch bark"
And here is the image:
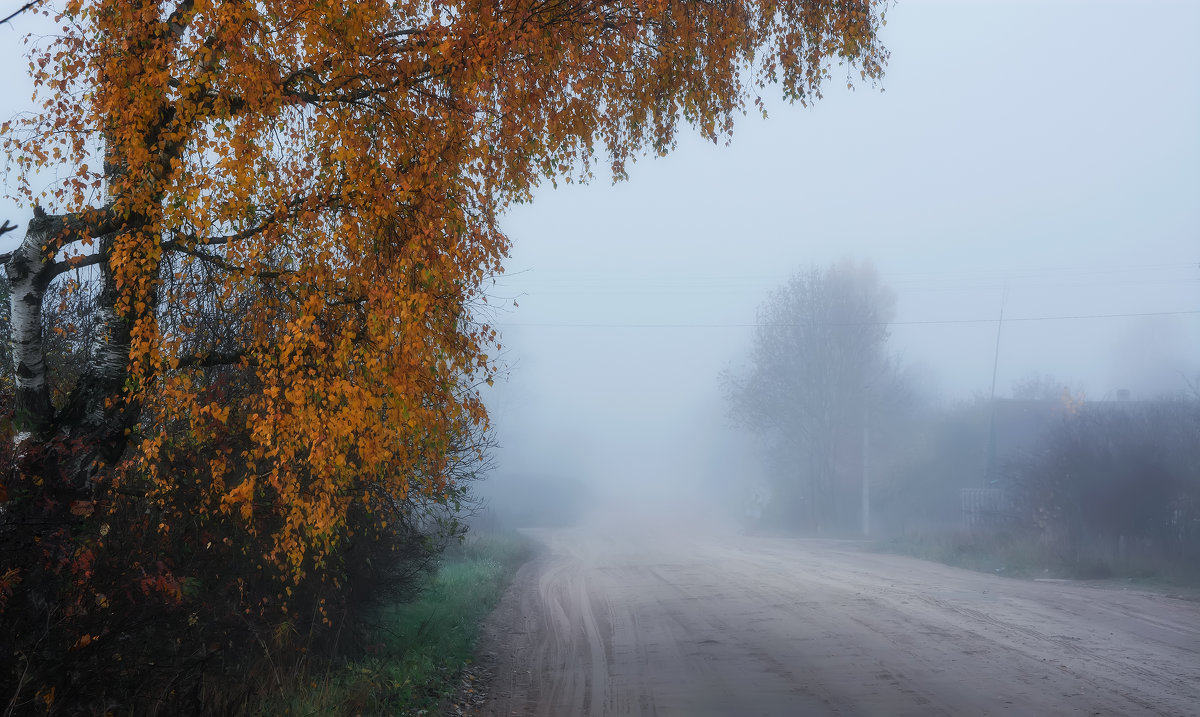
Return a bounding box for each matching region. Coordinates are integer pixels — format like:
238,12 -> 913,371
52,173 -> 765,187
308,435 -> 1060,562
4,210 -> 55,438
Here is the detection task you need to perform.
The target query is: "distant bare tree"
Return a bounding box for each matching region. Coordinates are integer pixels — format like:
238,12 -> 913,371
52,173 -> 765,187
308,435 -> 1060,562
1010,372 -> 1070,401
723,260 -> 898,533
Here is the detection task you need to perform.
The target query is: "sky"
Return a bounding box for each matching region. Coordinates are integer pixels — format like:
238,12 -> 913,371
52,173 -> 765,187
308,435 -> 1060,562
481,1 -> 1200,510
2,1 -> 1198,515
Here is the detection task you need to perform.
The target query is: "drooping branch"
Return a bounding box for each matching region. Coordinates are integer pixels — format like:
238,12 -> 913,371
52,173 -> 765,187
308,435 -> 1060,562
283,78 -> 407,106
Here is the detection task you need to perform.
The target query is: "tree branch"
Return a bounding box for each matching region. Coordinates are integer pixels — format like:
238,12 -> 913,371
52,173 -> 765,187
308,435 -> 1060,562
162,222 -> 269,252
161,191 -> 343,254
23,206 -> 122,252
48,252 -> 106,278
164,0 -> 197,38
279,63 -> 409,105
173,349 -> 251,370
0,0 -> 41,26
170,243 -> 291,280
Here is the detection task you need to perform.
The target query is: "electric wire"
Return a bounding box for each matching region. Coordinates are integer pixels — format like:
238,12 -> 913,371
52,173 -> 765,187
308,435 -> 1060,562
496,309 -> 1200,329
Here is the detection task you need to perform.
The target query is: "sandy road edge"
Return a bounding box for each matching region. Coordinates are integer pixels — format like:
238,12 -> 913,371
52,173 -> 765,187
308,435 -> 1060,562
442,546 -> 547,716
447,535 -> 1200,716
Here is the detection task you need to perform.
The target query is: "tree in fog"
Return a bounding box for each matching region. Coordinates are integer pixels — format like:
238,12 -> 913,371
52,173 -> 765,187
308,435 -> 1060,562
724,260 -> 897,533
1006,399 -> 1200,573
1010,372 -> 1074,401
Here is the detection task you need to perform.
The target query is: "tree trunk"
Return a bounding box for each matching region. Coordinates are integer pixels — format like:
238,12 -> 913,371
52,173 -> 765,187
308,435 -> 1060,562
5,209 -> 140,446
5,211 -> 56,438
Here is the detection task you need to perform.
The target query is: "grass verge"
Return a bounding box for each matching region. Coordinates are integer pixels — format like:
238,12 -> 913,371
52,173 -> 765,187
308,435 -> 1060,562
876,530 -> 1200,589
874,530 -> 1045,579
252,530 -> 531,716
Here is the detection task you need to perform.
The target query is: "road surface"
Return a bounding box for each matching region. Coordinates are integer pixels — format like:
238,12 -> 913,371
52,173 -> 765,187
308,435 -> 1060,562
471,526 -> 1200,716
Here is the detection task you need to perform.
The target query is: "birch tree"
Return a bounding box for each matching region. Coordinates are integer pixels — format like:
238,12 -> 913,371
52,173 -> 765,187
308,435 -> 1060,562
0,0 -> 889,709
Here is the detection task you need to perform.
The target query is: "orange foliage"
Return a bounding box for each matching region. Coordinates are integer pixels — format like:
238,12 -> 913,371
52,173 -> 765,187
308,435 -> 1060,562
3,0 -> 886,587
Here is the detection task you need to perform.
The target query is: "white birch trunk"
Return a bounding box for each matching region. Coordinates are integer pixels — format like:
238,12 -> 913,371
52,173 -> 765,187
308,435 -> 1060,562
4,213 -> 55,436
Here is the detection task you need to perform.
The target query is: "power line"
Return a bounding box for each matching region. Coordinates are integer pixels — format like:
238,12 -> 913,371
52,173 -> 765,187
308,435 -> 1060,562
496,309 -> 1200,329
495,262 -> 1199,287
489,276 -> 1200,297
492,273 -> 1200,297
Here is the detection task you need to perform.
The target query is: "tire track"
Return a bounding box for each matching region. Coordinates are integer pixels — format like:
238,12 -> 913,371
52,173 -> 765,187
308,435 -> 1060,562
474,528 -> 1200,717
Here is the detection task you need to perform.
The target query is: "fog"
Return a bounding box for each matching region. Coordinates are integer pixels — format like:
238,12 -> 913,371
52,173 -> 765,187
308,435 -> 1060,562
1,4 -> 1196,530
474,1 -> 1200,530
3,2 -> 1198,713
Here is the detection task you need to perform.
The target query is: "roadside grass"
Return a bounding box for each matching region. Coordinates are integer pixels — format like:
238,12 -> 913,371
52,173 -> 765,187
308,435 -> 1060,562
250,530 -> 531,716
875,530 -> 1046,578
875,530 -> 1200,588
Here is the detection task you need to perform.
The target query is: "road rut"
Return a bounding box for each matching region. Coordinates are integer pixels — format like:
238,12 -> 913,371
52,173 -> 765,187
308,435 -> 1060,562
472,527 -> 1200,716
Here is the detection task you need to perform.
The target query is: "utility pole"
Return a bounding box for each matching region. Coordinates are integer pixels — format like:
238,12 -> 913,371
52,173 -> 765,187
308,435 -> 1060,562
862,402 -> 870,537
985,284 -> 1007,485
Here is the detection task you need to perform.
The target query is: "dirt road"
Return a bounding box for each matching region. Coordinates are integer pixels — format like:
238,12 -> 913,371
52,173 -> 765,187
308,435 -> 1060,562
471,526 -> 1200,716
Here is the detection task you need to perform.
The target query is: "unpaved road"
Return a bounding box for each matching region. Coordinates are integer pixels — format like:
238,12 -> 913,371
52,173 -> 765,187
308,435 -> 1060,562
472,526 -> 1200,716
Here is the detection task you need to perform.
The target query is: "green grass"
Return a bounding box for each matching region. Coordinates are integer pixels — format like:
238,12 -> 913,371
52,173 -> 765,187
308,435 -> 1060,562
875,530 -> 1046,578
876,530 -> 1200,588
254,530 -> 531,716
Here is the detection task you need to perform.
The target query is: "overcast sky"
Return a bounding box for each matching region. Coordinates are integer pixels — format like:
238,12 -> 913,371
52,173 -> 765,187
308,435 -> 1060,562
2,1 -> 1198,511
484,1 -> 1200,507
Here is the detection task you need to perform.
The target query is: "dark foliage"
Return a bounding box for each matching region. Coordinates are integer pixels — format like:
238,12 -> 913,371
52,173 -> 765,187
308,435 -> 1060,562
1005,401 -> 1200,573
0,274 -> 479,715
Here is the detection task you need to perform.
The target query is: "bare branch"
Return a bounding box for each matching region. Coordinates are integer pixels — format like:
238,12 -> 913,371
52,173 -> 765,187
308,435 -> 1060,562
0,0 -> 41,26
162,222 -> 270,252
378,28 -> 423,40
170,243 -> 291,280
173,349 -> 252,370
162,191 -> 342,253
48,251 -> 106,278
280,64 -> 408,105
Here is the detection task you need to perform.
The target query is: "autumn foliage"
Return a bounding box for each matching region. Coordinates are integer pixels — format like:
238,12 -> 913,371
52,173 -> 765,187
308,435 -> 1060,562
2,0 -> 887,711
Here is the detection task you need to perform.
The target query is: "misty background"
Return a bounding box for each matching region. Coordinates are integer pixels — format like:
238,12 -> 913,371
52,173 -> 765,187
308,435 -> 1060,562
2,2 -> 1197,525
473,2 -> 1200,522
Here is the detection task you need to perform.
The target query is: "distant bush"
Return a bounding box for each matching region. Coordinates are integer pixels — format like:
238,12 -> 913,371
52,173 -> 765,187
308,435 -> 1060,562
1005,400 -> 1200,577
873,398 -> 991,536
874,394 -> 1200,583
